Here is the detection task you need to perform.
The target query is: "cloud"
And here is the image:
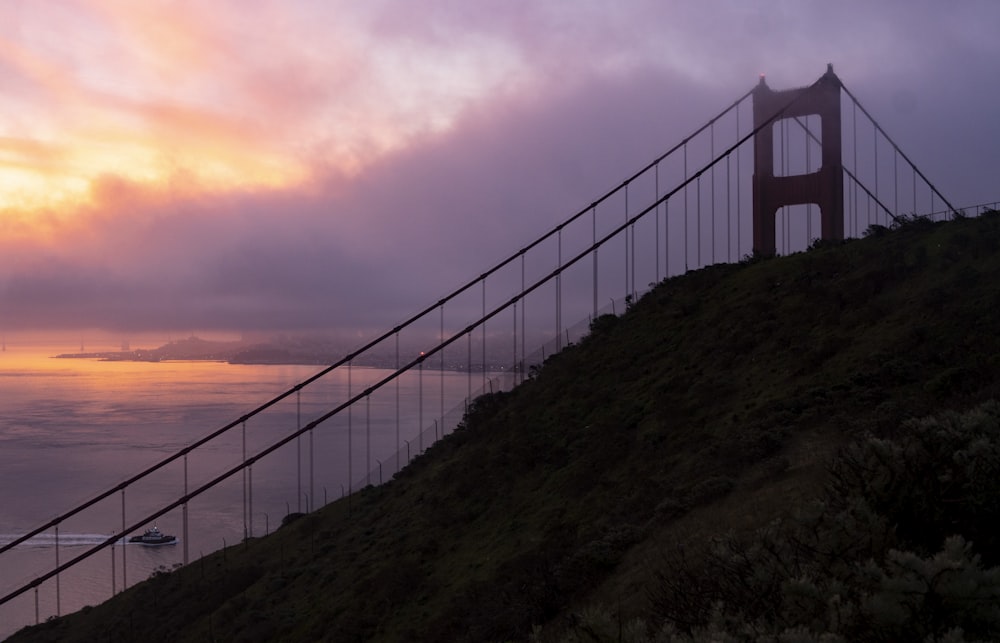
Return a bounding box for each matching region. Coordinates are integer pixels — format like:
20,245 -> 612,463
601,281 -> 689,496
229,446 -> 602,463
1,1 -> 999,337
0,63 -> 733,333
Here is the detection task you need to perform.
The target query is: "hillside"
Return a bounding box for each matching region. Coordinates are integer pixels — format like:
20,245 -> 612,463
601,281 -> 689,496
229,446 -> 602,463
11,211 -> 1000,642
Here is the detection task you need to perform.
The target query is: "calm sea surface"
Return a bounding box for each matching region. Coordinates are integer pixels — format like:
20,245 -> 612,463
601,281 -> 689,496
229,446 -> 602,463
0,343 -> 476,639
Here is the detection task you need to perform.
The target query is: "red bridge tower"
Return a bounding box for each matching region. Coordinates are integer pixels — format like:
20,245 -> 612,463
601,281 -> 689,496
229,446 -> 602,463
752,64 -> 844,256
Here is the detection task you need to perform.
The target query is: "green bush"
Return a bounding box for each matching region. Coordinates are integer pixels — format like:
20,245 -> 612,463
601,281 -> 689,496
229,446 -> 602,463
646,401 -> 1000,641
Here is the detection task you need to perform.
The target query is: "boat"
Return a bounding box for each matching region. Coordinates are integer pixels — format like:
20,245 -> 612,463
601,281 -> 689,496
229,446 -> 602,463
128,526 -> 177,546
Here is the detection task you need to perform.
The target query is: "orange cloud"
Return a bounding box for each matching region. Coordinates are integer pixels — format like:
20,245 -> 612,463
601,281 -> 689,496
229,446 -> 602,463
0,1 -> 549,236
0,136 -> 65,170
0,3 -> 313,218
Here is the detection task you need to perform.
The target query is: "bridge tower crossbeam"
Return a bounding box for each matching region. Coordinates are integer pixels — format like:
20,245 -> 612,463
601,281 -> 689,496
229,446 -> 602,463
752,64 -> 844,256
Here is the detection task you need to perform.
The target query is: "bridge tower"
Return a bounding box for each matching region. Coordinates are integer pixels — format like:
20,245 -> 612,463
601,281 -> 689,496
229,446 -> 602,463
752,64 -> 843,256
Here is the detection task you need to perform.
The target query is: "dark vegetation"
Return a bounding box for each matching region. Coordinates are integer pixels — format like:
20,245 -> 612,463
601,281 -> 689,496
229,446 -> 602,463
11,210 -> 1000,642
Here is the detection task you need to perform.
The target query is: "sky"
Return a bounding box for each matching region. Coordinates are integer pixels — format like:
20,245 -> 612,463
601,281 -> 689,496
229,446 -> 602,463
1,0 -> 998,339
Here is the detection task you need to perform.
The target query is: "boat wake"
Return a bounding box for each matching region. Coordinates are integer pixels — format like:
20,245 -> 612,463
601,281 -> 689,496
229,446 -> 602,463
0,533 -> 127,549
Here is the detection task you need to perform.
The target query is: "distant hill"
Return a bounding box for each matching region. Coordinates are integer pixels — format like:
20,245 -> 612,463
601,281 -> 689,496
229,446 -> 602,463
54,335 -> 356,366
54,335 -> 250,362
13,211 -> 1000,642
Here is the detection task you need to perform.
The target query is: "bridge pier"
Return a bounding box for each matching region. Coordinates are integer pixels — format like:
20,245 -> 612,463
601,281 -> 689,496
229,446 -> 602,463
752,64 -> 844,256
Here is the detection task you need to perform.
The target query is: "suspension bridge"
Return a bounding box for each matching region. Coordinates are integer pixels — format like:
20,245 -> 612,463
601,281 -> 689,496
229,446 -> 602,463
1,65 -> 994,634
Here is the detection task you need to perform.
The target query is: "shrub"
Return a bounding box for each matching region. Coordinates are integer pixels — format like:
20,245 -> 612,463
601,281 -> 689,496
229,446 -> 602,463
646,401 -> 1000,640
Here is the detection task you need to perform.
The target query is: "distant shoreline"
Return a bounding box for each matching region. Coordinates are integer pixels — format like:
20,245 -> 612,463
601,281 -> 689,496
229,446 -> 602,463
50,335 -> 515,371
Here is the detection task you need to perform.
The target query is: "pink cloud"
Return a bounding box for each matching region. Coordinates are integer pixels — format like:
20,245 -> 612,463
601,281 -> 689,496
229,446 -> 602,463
1,0 -> 998,338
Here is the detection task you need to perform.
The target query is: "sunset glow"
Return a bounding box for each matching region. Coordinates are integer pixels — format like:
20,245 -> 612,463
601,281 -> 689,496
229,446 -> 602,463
1,1 -> 997,334
0,1 -> 529,222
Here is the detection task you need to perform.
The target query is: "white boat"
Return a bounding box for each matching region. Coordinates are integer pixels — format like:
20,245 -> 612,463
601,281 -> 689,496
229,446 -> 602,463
128,526 -> 177,546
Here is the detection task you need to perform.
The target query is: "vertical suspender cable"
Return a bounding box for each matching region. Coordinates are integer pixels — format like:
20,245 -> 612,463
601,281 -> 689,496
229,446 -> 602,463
366,395 -> 371,486
296,390 -> 301,513
395,332 -> 400,472
418,357 -> 423,454
726,148 -> 732,261
865,108 -> 872,228
697,175 -> 702,267
655,164 -> 660,282
55,525 -> 60,616
736,103 -> 742,256
628,186 -> 639,296
521,252 -> 526,382
665,197 -> 670,278
778,118 -> 783,253
787,120 -> 792,249
309,405 -> 314,511
7,85 -> 850,624
120,490 -> 126,590
874,128 -> 879,225
444,304 -> 448,436
248,465 -> 253,536
777,118 -> 783,253
347,363 -> 352,493
183,453 -> 189,564
843,83 -> 956,217
592,206 -> 598,319
557,227 -> 563,351
624,184 -> 629,301
806,116 -> 812,243
684,143 -> 689,270
736,107 -> 743,258
711,121 -> 716,264
481,280 -> 486,391
783,117 -> 790,252
242,421 -> 247,538
512,302 -> 517,386
853,101 -> 858,237
893,149 -> 899,218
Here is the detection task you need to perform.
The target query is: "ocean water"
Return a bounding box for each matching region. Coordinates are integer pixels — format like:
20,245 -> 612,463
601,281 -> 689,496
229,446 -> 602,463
0,343 -> 476,639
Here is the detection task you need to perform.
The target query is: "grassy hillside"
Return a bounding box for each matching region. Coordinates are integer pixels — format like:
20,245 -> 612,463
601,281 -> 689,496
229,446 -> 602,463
11,211 -> 1000,642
